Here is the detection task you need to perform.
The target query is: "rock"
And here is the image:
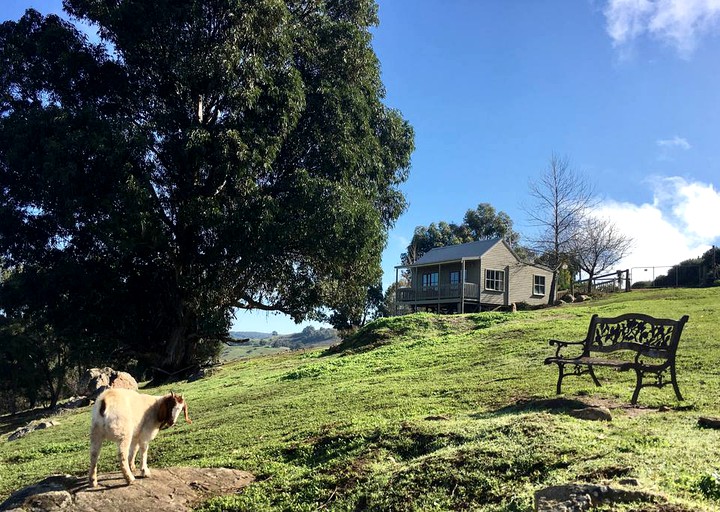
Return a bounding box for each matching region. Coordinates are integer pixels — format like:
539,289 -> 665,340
24,490 -> 73,510
698,416 -> 720,429
82,368 -> 138,398
0,474 -> 76,511
187,367 -> 218,383
110,371 -> 138,392
81,367 -> 113,396
568,406 -> 612,421
59,396 -> 91,410
35,420 -> 59,430
0,468 -> 255,512
424,415 -> 450,421
8,426 -> 32,442
8,420 -> 60,442
535,483 -> 659,512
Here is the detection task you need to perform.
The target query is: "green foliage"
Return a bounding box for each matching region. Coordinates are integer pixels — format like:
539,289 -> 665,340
0,1 -> 413,376
2,288 -> 720,511
655,247 -> 720,288
326,280 -> 387,330
401,203 -> 520,265
695,473 -> 720,501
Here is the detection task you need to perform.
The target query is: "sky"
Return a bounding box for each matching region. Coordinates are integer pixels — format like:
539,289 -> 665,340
2,1 -> 720,334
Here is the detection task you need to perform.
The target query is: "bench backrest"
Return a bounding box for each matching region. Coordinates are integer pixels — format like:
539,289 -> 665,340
584,313 -> 689,359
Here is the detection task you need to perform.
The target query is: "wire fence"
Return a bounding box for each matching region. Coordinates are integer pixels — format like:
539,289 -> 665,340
630,266 -> 705,288
575,265 -> 711,293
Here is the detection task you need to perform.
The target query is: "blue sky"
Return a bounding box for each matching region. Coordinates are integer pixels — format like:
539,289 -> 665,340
3,1 -> 720,334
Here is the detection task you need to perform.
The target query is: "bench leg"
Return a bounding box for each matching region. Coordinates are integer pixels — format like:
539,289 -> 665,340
670,365 -> 683,401
588,366 -> 601,388
556,364 -> 565,395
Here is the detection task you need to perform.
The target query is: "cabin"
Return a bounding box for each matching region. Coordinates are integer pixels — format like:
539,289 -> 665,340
394,238 -> 555,314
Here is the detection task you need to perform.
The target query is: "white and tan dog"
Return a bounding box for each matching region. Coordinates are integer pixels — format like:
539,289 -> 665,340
89,388 -> 191,487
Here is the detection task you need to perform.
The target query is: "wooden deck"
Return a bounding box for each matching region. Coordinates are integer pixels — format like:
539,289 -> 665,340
396,282 -> 480,303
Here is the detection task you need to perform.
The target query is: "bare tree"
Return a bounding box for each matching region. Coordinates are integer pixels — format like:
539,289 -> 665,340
570,216 -> 633,292
524,154 -> 597,304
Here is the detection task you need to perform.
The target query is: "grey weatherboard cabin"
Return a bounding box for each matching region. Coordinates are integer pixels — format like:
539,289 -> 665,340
394,238 -> 555,314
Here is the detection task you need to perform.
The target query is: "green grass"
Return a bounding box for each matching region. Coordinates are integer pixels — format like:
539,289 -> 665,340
2,288 -> 720,510
221,343 -> 290,361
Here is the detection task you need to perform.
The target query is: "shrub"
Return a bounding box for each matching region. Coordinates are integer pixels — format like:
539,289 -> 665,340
695,472 -> 720,500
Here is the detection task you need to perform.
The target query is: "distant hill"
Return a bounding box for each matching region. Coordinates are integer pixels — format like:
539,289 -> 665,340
229,331 -> 274,340
222,326 -> 339,361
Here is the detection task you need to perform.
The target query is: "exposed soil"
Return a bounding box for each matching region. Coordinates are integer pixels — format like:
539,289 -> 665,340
0,467 -> 254,512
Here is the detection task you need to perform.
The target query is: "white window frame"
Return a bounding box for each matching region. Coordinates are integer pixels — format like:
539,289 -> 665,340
485,269 -> 505,292
449,270 -> 460,286
422,272 -> 438,288
533,275 -> 546,296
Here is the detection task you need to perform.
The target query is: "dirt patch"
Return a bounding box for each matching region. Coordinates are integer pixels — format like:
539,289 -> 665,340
0,467 -> 254,512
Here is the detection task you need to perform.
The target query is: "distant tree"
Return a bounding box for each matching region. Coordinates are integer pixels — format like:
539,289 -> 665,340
534,250 -> 580,294
701,246 -> 720,285
0,2 -> 413,377
570,216 -> 633,292
401,203 -> 520,265
326,280 -> 385,330
654,257 -> 703,288
524,154 -> 596,304
459,203 -> 520,246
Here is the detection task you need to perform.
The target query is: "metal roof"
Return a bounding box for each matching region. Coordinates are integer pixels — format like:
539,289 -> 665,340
412,238 -> 503,266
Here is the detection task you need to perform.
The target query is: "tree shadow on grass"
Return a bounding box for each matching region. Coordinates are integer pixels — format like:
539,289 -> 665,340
471,396 -> 598,420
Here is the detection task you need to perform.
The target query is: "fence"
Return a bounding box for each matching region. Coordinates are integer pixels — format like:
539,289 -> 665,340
576,270 -> 631,293
630,266 -> 704,288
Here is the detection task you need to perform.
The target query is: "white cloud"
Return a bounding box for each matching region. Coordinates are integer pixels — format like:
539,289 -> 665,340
656,136 -> 691,150
604,0 -> 720,56
655,176 -> 720,238
595,177 -> 720,275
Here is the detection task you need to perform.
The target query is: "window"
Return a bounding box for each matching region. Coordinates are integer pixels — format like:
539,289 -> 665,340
533,275 -> 546,296
485,269 -> 505,292
422,272 -> 438,288
449,271 -> 460,286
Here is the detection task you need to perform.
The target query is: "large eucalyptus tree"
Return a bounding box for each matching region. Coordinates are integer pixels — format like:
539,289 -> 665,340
0,0 -> 413,377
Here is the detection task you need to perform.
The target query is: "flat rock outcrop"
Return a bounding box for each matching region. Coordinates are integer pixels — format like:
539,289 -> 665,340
1,467 -> 254,512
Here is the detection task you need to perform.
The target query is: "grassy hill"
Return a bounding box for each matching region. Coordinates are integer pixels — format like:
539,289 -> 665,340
2,288 -> 720,510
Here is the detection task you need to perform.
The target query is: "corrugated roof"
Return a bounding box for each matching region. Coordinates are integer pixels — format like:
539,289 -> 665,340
413,238 -> 503,266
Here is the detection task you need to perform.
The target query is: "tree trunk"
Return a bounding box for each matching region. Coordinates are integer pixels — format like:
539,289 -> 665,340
160,321 -> 190,378
548,271 -> 558,306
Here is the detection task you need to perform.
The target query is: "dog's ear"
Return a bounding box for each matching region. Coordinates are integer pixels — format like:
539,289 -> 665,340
157,395 -> 173,427
182,400 -> 192,424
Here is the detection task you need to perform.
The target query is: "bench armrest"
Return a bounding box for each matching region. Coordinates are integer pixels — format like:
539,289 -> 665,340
548,339 -> 585,358
549,339 -> 585,348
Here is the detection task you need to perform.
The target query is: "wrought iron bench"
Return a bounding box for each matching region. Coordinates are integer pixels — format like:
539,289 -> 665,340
544,313 -> 689,404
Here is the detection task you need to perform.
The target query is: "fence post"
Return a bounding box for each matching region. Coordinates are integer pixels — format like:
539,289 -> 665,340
625,269 -> 631,291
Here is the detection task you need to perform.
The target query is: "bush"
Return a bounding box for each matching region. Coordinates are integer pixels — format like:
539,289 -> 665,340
695,472 -> 720,500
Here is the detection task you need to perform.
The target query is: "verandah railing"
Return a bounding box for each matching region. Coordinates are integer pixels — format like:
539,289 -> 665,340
396,282 -> 479,302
